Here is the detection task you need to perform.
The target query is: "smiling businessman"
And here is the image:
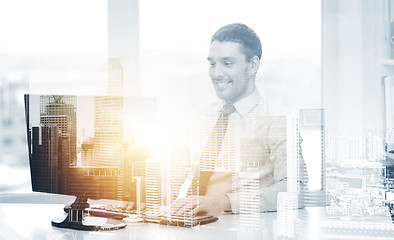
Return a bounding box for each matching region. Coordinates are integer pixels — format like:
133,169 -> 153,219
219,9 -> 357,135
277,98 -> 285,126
172,23 -> 307,216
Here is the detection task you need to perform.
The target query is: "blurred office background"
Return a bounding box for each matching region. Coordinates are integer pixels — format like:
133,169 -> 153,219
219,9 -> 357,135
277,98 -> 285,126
11,0 -> 394,209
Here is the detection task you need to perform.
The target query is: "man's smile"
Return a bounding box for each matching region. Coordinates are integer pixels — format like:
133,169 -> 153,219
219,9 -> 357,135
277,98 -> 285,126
213,79 -> 233,90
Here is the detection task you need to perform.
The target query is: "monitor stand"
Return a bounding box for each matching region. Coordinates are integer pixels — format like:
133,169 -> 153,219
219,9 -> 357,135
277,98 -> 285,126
51,195 -> 126,231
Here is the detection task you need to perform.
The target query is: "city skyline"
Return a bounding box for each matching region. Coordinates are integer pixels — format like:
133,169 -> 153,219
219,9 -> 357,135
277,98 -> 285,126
27,93 -> 157,203
27,94 -> 156,166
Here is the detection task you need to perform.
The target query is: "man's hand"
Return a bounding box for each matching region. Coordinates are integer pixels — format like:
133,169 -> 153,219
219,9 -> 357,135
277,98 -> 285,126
171,194 -> 231,216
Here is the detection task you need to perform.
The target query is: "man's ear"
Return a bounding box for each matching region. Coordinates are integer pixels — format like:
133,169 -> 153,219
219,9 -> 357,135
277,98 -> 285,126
249,56 -> 260,74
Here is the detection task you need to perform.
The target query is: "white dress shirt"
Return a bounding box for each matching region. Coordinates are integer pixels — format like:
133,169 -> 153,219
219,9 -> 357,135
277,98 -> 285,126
194,90 -> 289,212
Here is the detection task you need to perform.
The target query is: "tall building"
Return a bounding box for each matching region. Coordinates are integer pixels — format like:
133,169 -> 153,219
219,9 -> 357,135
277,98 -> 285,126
94,95 -> 124,198
239,171 -> 263,229
94,59 -> 124,167
30,125 -> 69,194
145,158 -> 161,217
94,58 -> 124,198
29,95 -> 77,194
93,96 -> 123,167
57,135 -> 70,194
40,95 -> 77,166
277,192 -> 298,239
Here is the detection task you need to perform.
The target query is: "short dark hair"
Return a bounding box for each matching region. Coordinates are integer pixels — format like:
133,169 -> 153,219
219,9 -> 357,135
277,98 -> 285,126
211,23 -> 262,60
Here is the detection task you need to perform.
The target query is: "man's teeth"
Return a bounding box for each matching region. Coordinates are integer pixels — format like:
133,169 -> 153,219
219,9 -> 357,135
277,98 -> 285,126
215,81 -> 231,85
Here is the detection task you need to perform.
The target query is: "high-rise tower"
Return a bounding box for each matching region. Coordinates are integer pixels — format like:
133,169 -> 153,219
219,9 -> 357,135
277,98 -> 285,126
93,95 -> 124,167
145,158 -> 161,217
94,59 -> 124,167
40,95 -> 77,166
94,58 -> 124,198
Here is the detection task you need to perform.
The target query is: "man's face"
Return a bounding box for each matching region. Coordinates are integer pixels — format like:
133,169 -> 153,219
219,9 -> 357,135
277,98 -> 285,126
207,41 -> 255,104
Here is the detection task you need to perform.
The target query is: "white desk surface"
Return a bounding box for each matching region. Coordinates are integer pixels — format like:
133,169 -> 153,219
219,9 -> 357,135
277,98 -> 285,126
2,194 -> 394,240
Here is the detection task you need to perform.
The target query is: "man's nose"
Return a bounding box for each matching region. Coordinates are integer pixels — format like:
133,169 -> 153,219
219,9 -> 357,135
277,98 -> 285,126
211,65 -> 224,79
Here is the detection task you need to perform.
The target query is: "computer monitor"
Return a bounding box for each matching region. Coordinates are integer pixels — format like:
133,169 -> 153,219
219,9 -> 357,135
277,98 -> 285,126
24,94 -> 157,230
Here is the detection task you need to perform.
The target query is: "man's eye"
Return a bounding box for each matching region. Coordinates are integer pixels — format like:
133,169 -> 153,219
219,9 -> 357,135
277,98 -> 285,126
209,62 -> 216,67
224,62 -> 233,67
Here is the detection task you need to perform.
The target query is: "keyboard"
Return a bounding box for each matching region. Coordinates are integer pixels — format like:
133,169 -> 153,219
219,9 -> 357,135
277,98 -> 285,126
144,214 -> 219,227
86,206 -> 131,220
87,204 -> 218,227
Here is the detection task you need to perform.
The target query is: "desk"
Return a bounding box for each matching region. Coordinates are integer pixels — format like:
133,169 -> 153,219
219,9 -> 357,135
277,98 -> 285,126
0,203 -> 271,240
2,195 -> 394,239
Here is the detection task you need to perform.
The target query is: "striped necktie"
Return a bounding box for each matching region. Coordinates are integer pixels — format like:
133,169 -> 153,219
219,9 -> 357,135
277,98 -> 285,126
200,104 -> 236,170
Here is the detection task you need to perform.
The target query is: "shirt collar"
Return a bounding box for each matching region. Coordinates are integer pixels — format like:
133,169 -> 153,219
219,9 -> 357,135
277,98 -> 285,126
222,90 -> 260,118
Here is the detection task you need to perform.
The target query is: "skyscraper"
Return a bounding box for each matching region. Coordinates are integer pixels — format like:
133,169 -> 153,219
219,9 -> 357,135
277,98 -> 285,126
277,192 -> 298,239
145,158 -> 161,217
40,95 -> 77,166
94,58 -> 124,198
31,125 -> 69,195
94,59 -> 124,166
239,170 -> 263,229
30,95 -> 77,194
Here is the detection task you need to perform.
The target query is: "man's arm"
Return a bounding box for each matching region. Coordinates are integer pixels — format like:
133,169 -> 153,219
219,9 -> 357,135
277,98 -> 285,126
261,116 -> 308,211
264,116 -> 287,211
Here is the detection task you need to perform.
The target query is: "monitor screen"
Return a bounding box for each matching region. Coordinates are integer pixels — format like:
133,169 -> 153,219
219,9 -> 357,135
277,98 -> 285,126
24,94 -> 157,202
